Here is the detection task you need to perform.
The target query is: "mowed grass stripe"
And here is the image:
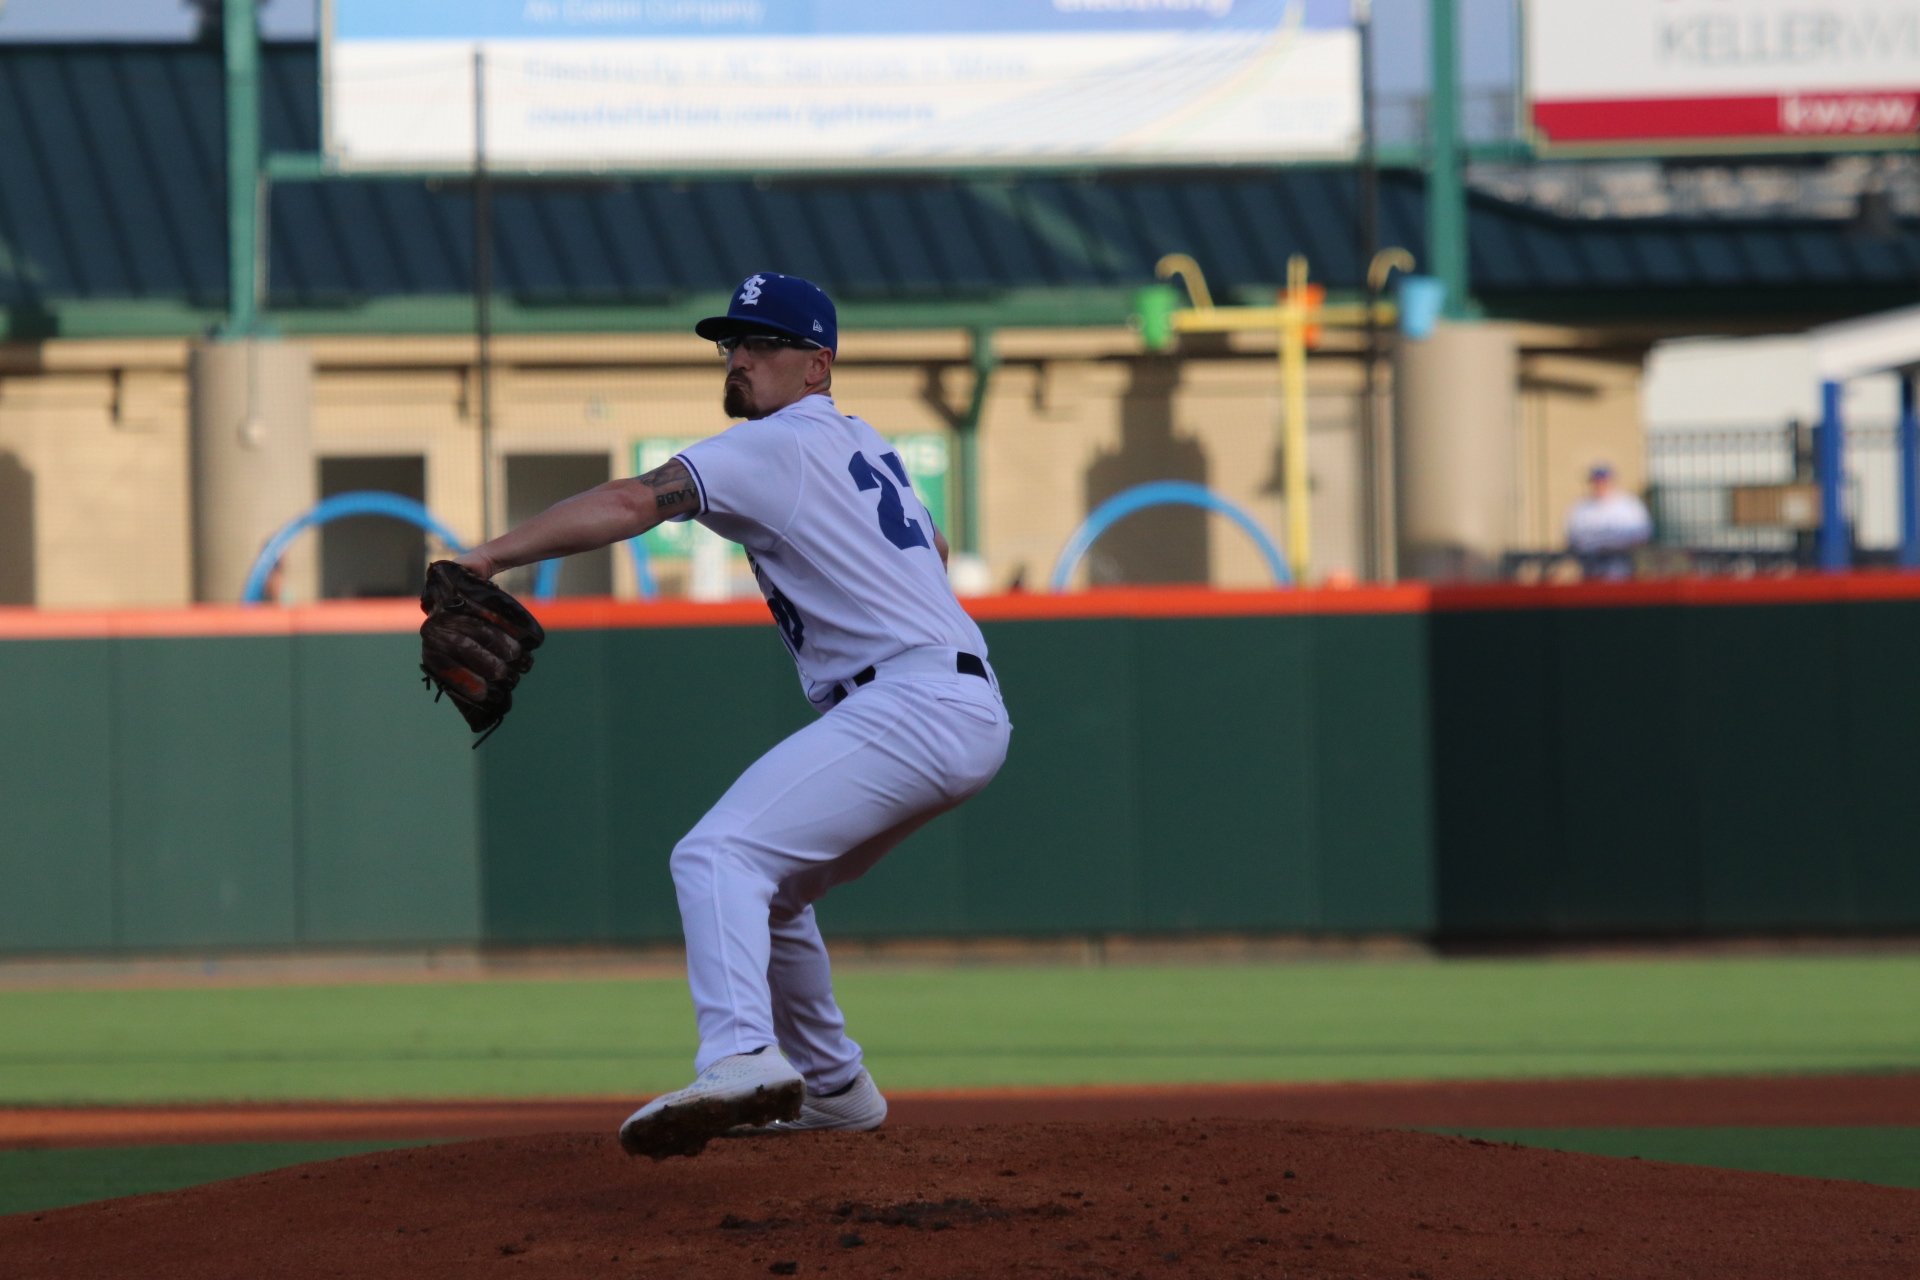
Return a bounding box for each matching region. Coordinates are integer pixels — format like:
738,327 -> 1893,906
0,955 -> 1914,1103
0,1142 -> 442,1217
1443,1128 -> 1920,1190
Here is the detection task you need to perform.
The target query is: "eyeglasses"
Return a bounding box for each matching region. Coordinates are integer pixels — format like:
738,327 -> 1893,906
715,334 -> 823,359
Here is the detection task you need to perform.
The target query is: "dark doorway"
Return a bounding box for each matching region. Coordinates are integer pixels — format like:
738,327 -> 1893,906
317,456 -> 428,599
0,451 -> 34,604
506,453 -> 614,596
1083,359 -> 1210,585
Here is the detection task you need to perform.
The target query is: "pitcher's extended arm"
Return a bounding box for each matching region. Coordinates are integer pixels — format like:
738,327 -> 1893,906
456,458 -> 697,579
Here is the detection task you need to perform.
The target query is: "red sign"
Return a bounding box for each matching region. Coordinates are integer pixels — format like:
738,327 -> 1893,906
1534,90 -> 1920,142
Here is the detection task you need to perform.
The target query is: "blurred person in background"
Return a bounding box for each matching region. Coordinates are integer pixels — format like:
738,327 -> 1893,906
1566,463 -> 1652,581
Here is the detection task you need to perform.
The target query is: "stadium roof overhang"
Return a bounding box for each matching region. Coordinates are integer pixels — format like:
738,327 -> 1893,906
1,43 -> 1918,344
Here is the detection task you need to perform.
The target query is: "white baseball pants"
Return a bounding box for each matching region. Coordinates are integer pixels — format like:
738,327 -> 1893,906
670,650 -> 1010,1093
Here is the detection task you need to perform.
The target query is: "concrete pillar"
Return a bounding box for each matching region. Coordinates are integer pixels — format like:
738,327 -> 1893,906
1392,322 -> 1519,581
189,340 -> 316,603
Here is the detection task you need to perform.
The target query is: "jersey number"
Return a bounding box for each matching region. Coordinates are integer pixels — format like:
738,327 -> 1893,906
848,451 -> 930,552
766,585 -> 805,654
751,552 -> 805,654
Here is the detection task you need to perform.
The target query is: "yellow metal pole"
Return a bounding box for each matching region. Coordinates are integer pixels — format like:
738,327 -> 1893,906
1155,253 -> 1215,310
1143,251 -> 1330,584
1282,255 -> 1311,583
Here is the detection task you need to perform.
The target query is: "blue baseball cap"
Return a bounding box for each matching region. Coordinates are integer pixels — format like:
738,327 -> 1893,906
696,272 -> 837,354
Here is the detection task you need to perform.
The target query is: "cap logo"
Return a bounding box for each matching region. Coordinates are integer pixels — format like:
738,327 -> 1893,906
813,320 -> 823,332
739,274 -> 766,306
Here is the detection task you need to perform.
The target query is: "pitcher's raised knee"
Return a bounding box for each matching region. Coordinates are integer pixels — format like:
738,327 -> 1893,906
669,831 -> 730,896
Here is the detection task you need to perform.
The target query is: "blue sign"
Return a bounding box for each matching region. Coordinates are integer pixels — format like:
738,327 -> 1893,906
334,0 -> 1345,41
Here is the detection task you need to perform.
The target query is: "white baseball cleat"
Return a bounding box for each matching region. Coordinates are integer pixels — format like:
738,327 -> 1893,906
735,1068 -> 888,1135
618,1047 -> 804,1159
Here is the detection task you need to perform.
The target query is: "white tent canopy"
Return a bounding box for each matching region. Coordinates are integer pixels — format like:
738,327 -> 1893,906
1809,302 -> 1920,383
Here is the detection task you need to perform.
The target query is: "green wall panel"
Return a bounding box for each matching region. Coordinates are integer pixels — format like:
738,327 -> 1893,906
478,628 -> 618,943
1427,597 -> 1920,939
1135,617 -> 1317,931
951,620 -> 1144,933
111,638 -> 299,949
601,627 -> 811,943
1429,611 -> 1562,934
475,622 -> 817,947
293,634 -> 480,944
1548,609 -> 1700,932
0,641 -> 115,950
1839,602 -> 1920,929
1686,606 -> 1856,931
828,812 -> 971,937
1310,614 -> 1435,932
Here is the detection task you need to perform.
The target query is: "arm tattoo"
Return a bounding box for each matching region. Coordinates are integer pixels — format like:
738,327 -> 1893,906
641,458 -> 697,516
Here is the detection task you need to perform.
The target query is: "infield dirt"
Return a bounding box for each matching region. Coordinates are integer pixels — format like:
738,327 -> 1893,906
4,1081 -> 1918,1280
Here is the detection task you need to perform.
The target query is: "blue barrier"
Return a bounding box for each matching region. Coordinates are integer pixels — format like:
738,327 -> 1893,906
532,539 -> 658,601
1048,481 -> 1291,592
244,491 -> 661,603
243,491 -> 469,604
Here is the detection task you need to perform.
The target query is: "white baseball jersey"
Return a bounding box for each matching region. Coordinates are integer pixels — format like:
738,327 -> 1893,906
674,392 -> 988,709
1566,492 -> 1653,554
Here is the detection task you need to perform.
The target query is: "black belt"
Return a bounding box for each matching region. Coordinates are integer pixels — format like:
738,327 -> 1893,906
831,652 -> 988,706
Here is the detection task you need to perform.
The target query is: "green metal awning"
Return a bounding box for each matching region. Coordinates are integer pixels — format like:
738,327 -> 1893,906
1,43 -> 1917,341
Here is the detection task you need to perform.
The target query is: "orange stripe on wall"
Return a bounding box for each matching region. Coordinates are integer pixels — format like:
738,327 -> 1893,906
5,574 -> 1920,641
1427,572 -> 1920,611
963,585 -> 1431,620
0,601 -> 425,640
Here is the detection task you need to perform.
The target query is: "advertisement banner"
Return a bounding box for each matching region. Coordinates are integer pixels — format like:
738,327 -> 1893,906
1527,0 -> 1920,147
324,0 -> 1359,171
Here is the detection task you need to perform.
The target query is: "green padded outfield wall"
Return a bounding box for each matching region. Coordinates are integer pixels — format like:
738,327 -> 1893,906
0,638 -> 115,952
1428,594 -> 1920,937
0,605 -> 1435,954
10,583 -> 1918,955
473,611 -> 1438,945
0,629 -> 480,953
291,634 -> 482,945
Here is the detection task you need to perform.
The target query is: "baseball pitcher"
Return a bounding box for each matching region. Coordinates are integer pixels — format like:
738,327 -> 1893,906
445,273 -> 1011,1158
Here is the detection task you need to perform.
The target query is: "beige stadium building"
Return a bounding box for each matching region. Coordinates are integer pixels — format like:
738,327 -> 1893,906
2,321 -> 1658,608
2,43 -> 1913,610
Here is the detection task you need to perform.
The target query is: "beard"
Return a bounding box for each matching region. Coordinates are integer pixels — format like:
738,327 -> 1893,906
722,378 -> 754,420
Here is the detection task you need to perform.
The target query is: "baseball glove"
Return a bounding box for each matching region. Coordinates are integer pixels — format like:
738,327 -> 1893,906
419,560 -> 546,747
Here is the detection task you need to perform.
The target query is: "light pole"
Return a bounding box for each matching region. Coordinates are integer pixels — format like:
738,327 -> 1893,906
1354,0 -> 1387,579
472,49 -> 496,542
1427,0 -> 1469,319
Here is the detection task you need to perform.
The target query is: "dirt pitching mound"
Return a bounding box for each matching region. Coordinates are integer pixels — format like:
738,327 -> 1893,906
6,1119 -> 1918,1279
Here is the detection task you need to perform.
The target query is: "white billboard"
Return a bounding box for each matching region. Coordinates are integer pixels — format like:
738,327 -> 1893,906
1527,0 -> 1920,148
322,0 -> 1360,172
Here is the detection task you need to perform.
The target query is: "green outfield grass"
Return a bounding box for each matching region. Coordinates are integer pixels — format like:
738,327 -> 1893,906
0,954 -> 1915,1103
0,1143 -> 441,1217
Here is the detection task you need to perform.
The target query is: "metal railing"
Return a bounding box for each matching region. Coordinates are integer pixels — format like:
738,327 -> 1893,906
1647,424 -> 1804,556
1648,422 -> 1904,554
